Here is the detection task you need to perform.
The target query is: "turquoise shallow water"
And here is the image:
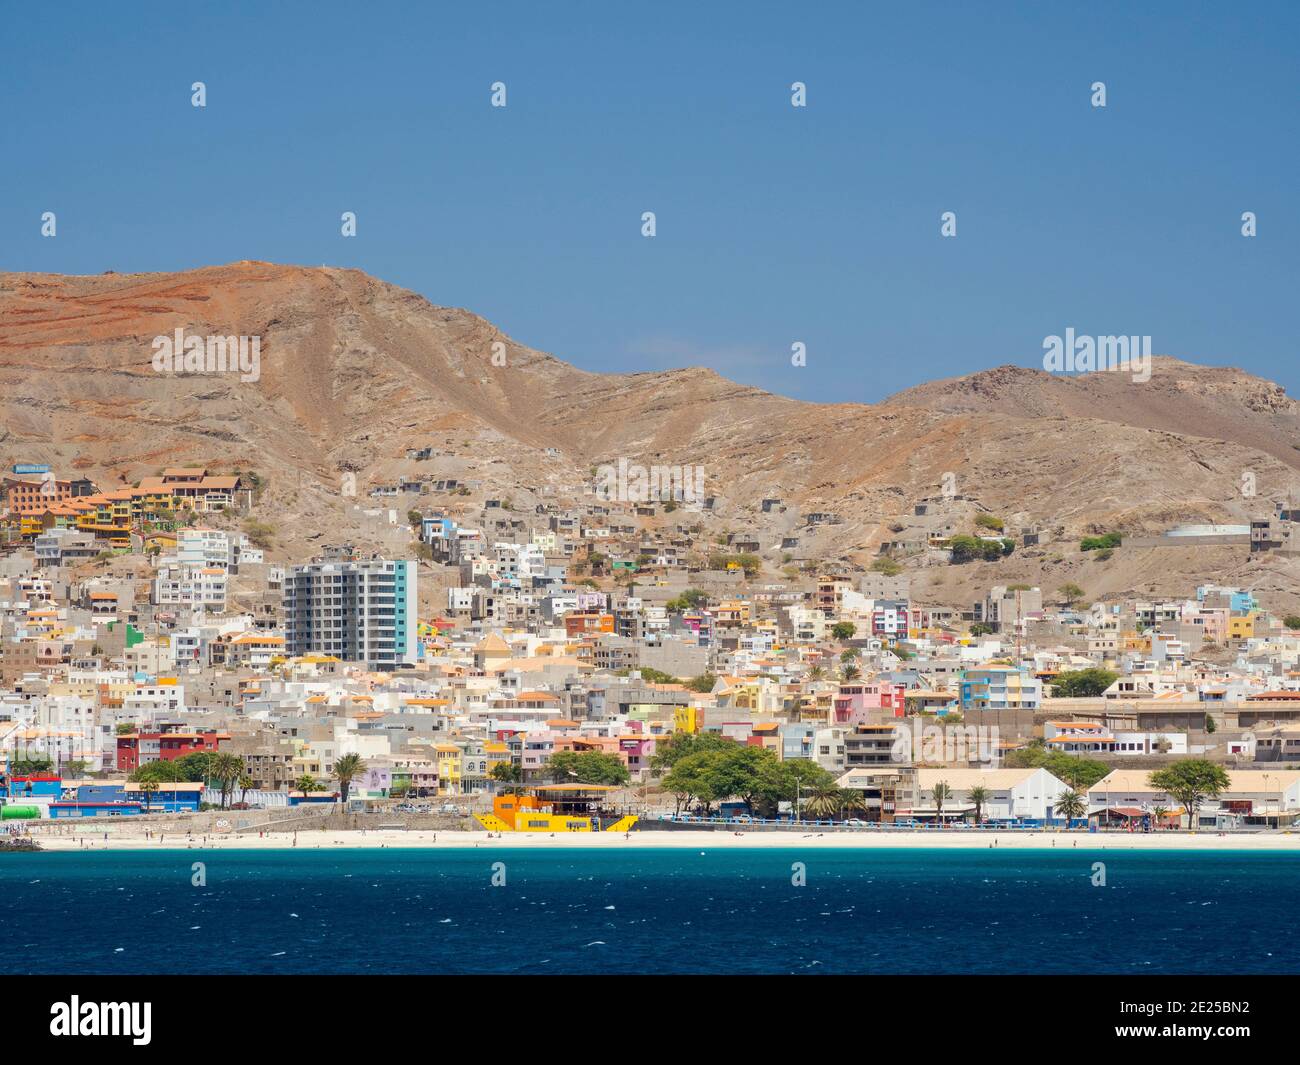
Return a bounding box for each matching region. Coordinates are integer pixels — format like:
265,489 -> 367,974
3,847 -> 1296,974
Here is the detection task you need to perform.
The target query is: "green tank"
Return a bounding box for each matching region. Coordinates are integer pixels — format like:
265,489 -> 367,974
1,806 -> 40,820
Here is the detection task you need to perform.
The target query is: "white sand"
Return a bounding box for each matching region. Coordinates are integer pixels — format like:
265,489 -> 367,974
24,828 -> 1300,851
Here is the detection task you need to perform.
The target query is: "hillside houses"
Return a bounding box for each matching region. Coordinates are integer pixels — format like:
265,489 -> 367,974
3,463 -> 1300,828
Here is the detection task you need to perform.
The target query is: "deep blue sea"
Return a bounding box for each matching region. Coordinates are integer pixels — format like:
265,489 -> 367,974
3,847 -> 1296,974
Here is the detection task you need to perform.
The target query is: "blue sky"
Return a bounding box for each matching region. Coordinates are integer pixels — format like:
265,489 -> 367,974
2,0 -> 1296,402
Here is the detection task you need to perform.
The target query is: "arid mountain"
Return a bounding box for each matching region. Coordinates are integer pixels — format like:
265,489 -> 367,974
3,262 -> 1299,610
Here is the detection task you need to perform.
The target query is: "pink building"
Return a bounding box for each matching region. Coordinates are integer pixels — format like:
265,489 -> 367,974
833,681 -> 905,723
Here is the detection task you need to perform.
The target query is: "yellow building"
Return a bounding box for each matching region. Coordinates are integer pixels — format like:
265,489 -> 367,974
673,704 -> 700,733
1229,614 -> 1257,640
715,599 -> 752,626
434,743 -> 462,795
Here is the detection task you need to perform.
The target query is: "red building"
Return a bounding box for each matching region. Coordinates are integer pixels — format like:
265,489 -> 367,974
116,729 -> 230,772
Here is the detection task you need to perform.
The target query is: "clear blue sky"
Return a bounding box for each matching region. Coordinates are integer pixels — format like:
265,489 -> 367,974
2,1 -> 1296,402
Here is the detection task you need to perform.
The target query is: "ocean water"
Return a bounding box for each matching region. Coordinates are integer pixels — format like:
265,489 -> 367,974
3,847 -> 1296,974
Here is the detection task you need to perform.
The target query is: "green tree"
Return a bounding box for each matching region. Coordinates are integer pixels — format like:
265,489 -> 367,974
831,622 -> 856,641
138,778 -> 160,814
294,774 -> 321,794
546,750 -> 631,787
1004,747 -> 1110,791
1058,583 -> 1085,606
841,664 -> 861,682
650,731 -> 732,772
666,589 -> 708,612
1054,789 -> 1087,821
707,745 -> 775,815
837,788 -> 868,820
760,758 -> 836,818
131,760 -> 185,784
168,752 -> 217,783
211,753 -> 246,808
932,781 -> 951,821
1051,668 -> 1118,698
1148,761 -> 1230,831
967,784 -> 990,825
661,751 -> 720,815
333,752 -> 366,804
684,673 -> 717,694
803,782 -> 843,819
949,535 -> 1014,564
948,535 -> 983,563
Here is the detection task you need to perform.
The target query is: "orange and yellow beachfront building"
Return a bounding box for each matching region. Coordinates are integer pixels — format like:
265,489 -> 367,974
477,784 -> 636,833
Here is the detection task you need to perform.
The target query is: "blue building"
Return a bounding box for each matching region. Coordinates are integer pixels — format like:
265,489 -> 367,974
121,782 -> 203,813
49,801 -> 143,819
48,781 -> 203,816
421,516 -> 456,544
0,775 -> 63,801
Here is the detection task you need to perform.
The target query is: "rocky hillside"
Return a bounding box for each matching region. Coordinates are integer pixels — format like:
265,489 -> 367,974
3,262 -> 1298,610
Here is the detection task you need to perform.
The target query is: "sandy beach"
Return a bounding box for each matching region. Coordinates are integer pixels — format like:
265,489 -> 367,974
21,828 -> 1300,852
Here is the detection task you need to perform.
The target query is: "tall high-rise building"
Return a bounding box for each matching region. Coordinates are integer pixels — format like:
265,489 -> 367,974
283,559 -> 418,670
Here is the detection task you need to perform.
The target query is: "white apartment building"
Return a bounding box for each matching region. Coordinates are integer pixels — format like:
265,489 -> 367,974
152,563 -> 228,610
283,559 -> 419,671
915,767 -> 1070,822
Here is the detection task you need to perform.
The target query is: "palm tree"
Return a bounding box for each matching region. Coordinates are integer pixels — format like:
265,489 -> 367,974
237,773 -> 254,805
804,783 -> 842,819
841,664 -> 861,682
139,778 -> 159,814
1054,789 -> 1087,822
967,784 -> 990,825
1151,804 -> 1172,830
212,753 -> 245,809
333,753 -> 366,804
932,781 -> 952,824
837,789 -> 868,821
294,774 -> 320,795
